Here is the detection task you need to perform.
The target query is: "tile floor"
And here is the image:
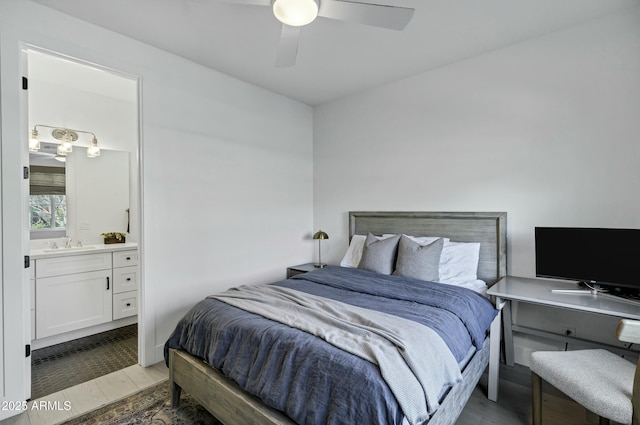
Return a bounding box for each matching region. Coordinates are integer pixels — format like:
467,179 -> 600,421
0,362 -> 169,425
31,325 -> 138,399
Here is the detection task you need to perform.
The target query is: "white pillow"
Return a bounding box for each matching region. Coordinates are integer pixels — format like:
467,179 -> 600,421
341,234 -> 481,284
340,234 -> 367,268
340,234 -> 395,268
437,241 -> 481,285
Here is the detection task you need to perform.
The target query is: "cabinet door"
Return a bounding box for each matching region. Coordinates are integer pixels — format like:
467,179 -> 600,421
36,270 -> 112,339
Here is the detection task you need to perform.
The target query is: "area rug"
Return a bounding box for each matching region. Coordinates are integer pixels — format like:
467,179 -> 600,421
61,380 -> 221,425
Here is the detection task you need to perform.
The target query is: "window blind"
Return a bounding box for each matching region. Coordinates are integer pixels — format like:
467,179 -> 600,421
29,165 -> 66,195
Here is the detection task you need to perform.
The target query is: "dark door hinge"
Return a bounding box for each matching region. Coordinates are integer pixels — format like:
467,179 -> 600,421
23,166 -> 29,179
26,344 -> 31,357
22,77 -> 28,90
24,255 -> 30,268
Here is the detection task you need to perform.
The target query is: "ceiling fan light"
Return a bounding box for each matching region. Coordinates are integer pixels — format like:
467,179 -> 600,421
273,0 -> 319,27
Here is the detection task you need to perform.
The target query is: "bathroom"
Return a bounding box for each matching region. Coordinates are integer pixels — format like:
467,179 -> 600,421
27,49 -> 140,399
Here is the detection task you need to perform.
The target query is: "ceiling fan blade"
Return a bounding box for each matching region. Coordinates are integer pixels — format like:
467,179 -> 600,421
275,24 -> 300,67
318,0 -> 415,30
215,0 -> 271,5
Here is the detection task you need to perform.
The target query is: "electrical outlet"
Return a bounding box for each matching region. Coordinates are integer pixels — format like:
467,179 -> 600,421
561,326 -> 576,337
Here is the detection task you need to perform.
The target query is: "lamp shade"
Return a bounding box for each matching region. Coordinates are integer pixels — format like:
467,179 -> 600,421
313,230 -> 329,240
313,230 -> 328,268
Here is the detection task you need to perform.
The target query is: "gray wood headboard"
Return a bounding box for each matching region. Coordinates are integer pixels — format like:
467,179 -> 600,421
349,211 -> 507,286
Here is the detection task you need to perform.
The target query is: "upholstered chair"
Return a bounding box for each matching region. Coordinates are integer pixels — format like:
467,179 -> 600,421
530,319 -> 640,425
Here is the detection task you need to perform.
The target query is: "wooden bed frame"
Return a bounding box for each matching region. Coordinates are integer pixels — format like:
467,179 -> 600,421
169,211 -> 507,425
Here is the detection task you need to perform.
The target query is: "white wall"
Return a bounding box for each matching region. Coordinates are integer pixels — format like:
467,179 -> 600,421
313,6 -> 640,363
0,0 -> 314,372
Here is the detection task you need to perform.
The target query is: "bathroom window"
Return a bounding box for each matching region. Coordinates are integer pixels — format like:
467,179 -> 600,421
30,194 -> 66,230
29,165 -> 67,238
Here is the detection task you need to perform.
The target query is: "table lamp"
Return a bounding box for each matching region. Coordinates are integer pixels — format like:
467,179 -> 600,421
312,230 -> 329,268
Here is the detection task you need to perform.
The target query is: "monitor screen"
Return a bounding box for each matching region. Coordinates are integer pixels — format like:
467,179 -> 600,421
535,227 -> 640,290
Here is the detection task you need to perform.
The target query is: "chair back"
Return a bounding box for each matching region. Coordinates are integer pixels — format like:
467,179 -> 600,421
616,319 -> 640,425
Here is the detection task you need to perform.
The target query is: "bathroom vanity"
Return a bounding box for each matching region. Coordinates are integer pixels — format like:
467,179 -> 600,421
29,243 -> 138,348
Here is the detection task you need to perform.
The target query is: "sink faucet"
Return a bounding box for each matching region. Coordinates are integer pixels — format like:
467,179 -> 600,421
50,241 -> 58,249
64,237 -> 72,248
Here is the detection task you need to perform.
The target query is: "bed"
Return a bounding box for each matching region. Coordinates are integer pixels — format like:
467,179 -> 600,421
166,211 -> 507,425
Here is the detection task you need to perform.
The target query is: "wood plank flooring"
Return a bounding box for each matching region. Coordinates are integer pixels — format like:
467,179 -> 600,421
459,364 -> 619,425
0,362 -> 619,425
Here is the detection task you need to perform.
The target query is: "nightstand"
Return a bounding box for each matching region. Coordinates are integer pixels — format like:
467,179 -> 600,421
286,263 -> 321,278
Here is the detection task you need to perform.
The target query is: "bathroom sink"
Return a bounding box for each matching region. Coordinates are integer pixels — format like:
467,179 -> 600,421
43,246 -> 97,253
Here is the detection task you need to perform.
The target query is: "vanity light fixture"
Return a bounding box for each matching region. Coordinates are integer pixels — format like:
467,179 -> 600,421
272,0 -> 319,27
56,144 -> 68,156
52,127 -> 78,154
28,124 -> 101,159
312,229 -> 329,268
87,136 -> 101,157
29,129 -> 41,152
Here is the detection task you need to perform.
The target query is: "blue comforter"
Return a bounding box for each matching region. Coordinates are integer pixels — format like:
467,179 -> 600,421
164,266 -> 497,425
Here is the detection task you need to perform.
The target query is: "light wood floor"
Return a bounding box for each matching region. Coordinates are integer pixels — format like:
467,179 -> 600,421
0,362 -> 617,425
458,364 -> 612,425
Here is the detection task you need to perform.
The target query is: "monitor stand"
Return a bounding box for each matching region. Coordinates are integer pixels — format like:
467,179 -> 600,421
551,289 -> 598,295
551,282 -> 603,295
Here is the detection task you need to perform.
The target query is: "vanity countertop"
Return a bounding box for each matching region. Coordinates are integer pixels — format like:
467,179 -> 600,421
30,242 -> 138,260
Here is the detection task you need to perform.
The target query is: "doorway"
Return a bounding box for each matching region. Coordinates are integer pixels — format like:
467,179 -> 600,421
26,48 -> 141,399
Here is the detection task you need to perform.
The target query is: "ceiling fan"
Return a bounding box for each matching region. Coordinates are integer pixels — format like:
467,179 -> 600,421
223,0 -> 415,67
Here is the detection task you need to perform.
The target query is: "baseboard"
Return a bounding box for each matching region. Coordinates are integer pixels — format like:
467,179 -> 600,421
154,343 -> 165,365
31,316 -> 137,350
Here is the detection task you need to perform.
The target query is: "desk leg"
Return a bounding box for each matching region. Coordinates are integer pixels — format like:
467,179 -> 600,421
503,300 -> 515,367
488,297 -> 504,402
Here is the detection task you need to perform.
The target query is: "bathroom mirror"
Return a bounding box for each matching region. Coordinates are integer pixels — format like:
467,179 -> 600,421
29,145 -> 130,245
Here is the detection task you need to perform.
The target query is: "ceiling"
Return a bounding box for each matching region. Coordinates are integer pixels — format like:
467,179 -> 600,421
32,0 -> 639,106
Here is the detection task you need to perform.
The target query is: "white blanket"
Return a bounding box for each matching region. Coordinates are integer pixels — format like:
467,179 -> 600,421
212,285 -> 462,425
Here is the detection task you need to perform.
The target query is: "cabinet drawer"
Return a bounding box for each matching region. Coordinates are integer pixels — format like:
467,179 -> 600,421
36,253 -> 112,278
113,250 -> 138,268
113,291 -> 138,320
113,266 -> 137,294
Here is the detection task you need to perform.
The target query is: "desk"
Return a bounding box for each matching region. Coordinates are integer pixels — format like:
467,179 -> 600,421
486,276 -> 640,401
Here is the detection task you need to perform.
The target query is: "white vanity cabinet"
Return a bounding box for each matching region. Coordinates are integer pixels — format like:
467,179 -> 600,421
35,253 -> 113,339
112,250 -> 138,320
